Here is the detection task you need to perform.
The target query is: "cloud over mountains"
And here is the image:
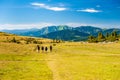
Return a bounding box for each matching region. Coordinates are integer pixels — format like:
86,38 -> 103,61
77,8 -> 102,13
31,2 -> 67,11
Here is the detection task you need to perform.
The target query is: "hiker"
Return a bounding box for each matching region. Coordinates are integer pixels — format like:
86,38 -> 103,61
41,46 -> 44,52
50,45 -> 52,52
45,47 -> 48,52
36,45 -> 40,53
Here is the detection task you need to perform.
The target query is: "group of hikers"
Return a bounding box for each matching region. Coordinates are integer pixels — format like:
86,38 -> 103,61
35,45 -> 53,53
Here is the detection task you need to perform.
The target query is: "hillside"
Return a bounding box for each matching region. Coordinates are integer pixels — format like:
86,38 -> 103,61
74,26 -> 102,36
0,32 -> 120,80
41,29 -> 90,41
0,32 -> 16,36
0,32 -> 52,44
102,28 -> 120,35
2,28 -> 39,35
0,35 -> 120,80
21,25 -> 72,36
1,26 -> 120,41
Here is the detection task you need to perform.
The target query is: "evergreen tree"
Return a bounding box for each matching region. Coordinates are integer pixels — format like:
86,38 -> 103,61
105,32 -> 110,41
112,31 -> 117,37
88,35 -> 97,43
106,31 -> 118,42
109,31 -> 117,42
97,32 -> 105,42
88,31 -> 120,43
106,32 -> 109,38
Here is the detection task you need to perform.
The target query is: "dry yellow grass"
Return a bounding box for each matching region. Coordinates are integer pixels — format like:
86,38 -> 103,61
46,42 -> 120,80
0,32 -> 120,80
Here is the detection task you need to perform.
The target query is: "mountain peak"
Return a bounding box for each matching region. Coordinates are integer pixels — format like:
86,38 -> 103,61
1,26 -> 120,41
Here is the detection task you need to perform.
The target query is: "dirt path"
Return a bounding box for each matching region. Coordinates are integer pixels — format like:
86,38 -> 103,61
46,54 -> 61,80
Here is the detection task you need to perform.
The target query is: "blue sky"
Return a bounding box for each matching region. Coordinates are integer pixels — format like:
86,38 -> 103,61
0,0 -> 120,29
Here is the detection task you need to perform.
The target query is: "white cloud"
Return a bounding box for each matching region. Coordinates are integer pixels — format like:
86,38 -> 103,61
77,8 -> 102,13
0,23 -> 97,30
0,23 -> 55,30
65,23 -> 88,27
65,22 -> 120,28
0,23 -> 119,30
31,2 -> 67,11
65,22 -> 103,28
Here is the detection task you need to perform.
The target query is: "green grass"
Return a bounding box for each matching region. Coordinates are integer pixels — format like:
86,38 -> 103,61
0,42 -> 120,80
0,43 -> 53,80
47,42 -> 120,80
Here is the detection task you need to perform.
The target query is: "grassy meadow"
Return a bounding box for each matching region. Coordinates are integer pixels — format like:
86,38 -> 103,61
0,33 -> 120,80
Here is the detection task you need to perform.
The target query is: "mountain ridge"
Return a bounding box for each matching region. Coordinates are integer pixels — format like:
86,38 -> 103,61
40,29 -> 90,41
1,25 -> 120,41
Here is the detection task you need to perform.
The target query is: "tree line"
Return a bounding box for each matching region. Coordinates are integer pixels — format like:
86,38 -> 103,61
6,37 -> 64,44
88,31 -> 120,43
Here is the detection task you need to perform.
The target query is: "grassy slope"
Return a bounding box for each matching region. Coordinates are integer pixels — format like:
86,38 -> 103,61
47,42 -> 120,80
0,43 -> 53,80
0,33 -> 120,80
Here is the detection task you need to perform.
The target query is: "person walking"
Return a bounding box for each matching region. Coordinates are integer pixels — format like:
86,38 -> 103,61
50,45 -> 52,52
36,45 -> 40,53
45,47 -> 48,52
41,46 -> 44,52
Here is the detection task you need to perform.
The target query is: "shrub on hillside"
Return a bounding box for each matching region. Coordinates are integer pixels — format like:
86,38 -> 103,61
88,31 -> 119,43
10,37 -> 21,44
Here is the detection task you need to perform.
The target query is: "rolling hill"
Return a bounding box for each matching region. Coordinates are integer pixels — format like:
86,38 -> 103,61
1,25 -> 120,41
2,28 -> 39,35
74,26 -> 102,36
21,25 -> 72,37
40,29 -> 90,41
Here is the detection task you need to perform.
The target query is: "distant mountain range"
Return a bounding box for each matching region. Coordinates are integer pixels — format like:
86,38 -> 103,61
40,29 -> 89,41
1,25 -> 120,41
1,28 -> 39,35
